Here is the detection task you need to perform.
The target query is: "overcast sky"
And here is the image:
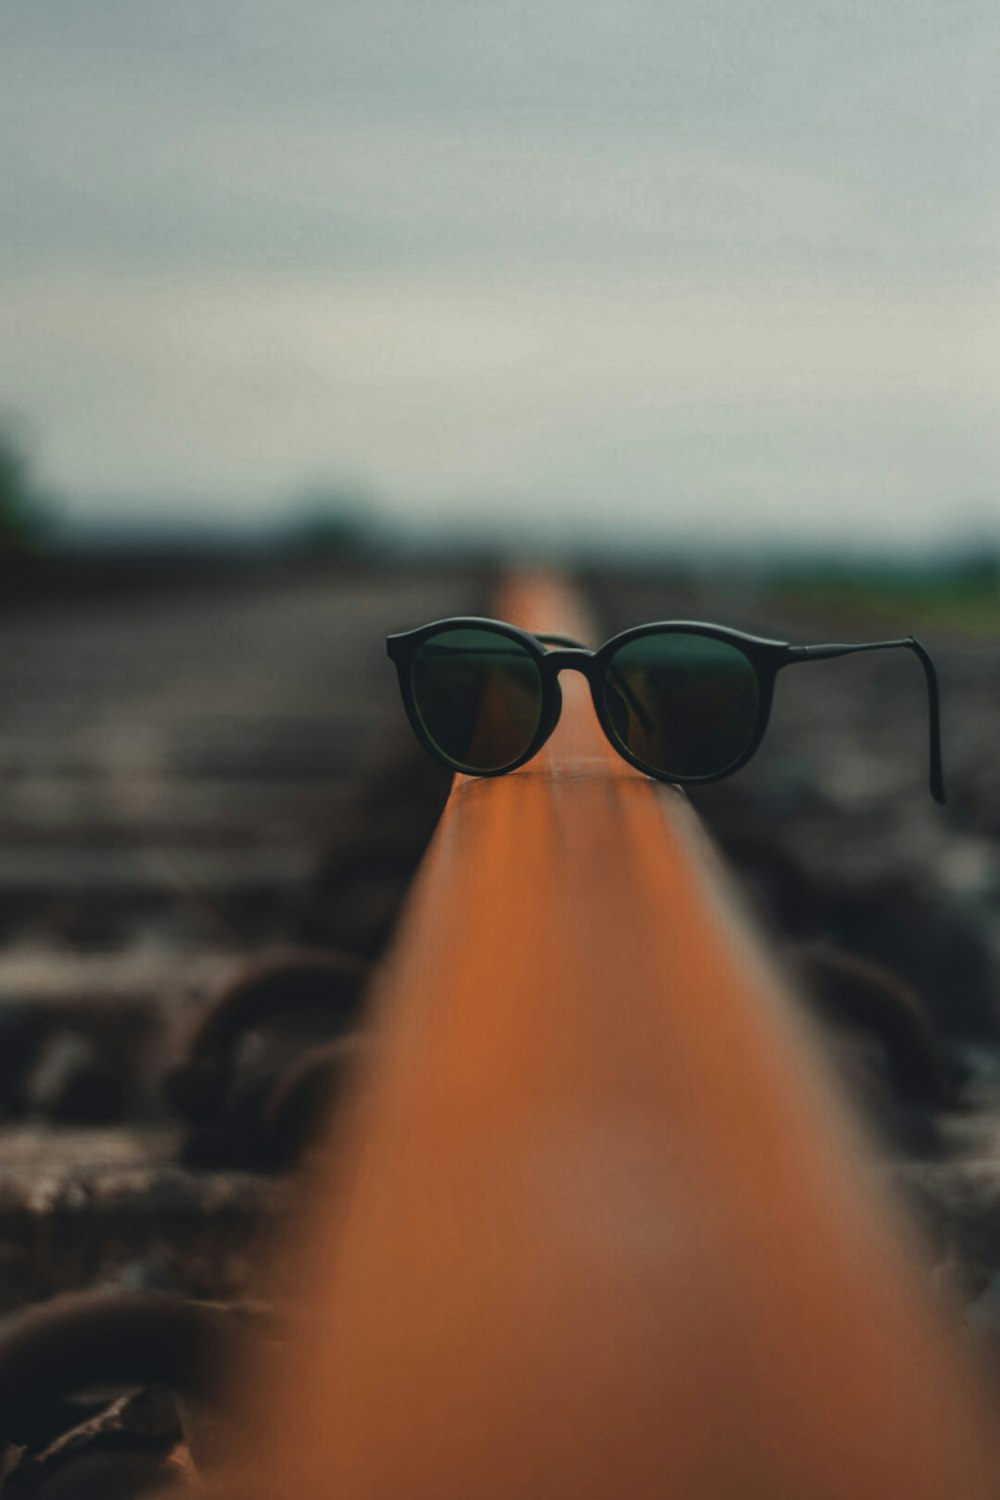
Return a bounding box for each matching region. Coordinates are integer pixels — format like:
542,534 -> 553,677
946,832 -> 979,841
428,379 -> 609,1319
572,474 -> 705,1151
2,0 -> 998,549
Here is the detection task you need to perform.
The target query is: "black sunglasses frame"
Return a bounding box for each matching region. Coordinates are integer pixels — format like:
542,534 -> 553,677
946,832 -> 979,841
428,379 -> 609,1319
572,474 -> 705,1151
386,617 -> 945,802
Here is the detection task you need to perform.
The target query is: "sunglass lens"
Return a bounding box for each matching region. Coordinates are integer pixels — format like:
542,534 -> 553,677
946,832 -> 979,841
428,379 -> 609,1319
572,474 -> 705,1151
602,633 -> 759,779
411,627 -> 543,772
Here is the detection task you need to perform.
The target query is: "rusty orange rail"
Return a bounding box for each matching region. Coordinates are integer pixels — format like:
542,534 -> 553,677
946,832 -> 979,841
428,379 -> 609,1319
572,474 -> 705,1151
219,574 -> 997,1499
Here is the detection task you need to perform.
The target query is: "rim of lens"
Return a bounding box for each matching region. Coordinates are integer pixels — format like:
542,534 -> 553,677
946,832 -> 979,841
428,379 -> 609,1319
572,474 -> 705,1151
600,630 -> 759,780
410,625 -> 544,773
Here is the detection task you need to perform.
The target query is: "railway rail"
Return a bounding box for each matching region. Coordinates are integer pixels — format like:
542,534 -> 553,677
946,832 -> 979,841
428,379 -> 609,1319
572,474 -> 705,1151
220,574 -> 998,1498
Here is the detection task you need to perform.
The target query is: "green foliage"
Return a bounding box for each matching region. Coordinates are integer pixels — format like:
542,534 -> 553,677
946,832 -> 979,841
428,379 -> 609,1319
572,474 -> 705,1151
278,488 -> 370,559
763,556 -> 1000,635
0,431 -> 47,556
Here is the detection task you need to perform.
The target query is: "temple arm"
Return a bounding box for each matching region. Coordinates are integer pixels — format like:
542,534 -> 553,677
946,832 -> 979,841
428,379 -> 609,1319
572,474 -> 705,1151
786,637 -> 945,804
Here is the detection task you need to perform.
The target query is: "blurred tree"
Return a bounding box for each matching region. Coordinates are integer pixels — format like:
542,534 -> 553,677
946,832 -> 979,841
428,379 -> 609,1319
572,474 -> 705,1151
0,428 -> 48,557
953,546 -> 1000,595
279,487 -> 370,559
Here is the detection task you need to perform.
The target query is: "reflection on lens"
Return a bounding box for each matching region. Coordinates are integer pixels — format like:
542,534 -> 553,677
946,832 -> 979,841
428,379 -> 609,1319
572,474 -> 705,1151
411,628 -> 543,771
602,632 -> 758,778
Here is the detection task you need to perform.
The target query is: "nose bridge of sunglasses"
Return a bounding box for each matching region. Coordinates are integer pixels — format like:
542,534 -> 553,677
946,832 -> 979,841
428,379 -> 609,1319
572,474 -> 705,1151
502,578 -> 628,773
541,646 -> 593,675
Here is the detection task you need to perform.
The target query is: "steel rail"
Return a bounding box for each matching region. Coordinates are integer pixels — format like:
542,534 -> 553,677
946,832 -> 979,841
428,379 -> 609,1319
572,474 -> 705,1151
217,573 -> 997,1499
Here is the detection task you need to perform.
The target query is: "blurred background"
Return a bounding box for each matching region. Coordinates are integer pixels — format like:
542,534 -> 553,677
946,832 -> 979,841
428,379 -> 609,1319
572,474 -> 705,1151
2,0 -> 998,565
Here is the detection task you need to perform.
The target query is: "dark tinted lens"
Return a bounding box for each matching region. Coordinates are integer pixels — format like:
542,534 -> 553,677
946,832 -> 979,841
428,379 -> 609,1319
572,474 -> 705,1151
602,632 -> 759,778
411,627 -> 544,771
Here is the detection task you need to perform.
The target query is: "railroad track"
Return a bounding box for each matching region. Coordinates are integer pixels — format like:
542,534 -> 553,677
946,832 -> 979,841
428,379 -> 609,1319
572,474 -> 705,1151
0,563 -> 480,1317
2,564 -> 999,1496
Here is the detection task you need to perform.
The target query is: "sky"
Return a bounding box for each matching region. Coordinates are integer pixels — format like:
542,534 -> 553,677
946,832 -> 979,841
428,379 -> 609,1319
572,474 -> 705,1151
2,0 -> 998,551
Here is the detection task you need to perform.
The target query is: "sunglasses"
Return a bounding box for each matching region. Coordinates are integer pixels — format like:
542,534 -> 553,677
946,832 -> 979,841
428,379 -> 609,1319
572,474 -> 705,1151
386,617 -> 945,802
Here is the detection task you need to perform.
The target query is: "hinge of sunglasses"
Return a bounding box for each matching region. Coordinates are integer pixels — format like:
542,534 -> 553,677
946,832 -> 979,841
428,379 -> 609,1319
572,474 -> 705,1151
784,637 -> 946,804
